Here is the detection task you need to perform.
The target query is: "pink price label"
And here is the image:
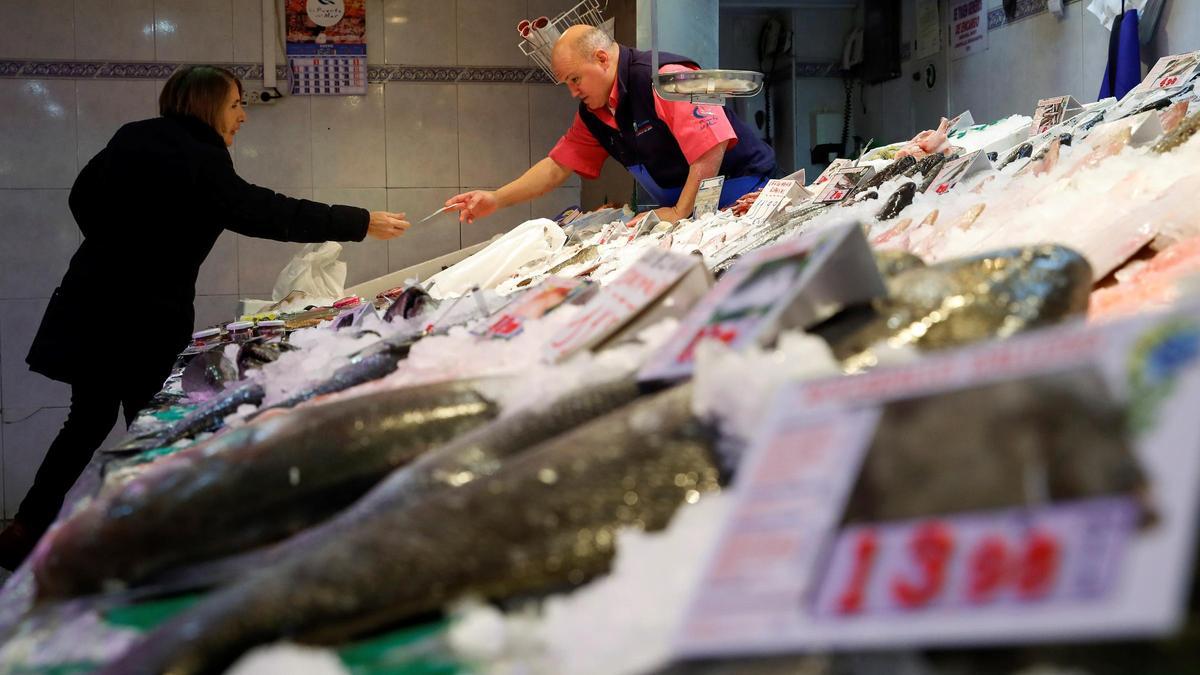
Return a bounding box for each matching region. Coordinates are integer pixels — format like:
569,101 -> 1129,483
813,497 -> 1137,619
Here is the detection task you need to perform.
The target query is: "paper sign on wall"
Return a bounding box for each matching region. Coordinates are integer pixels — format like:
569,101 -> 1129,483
286,0 -> 367,95
949,0 -> 987,61
676,305 -> 1200,656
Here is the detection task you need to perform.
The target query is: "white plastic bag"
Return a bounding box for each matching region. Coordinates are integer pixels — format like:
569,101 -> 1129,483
425,219 -> 567,299
271,242 -> 347,301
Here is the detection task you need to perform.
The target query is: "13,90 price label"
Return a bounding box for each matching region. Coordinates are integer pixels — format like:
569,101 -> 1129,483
814,498 -> 1138,617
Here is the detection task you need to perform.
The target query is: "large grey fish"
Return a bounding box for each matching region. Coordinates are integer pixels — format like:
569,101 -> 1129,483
843,369 -> 1146,524
111,383 -> 265,454
246,335 -> 415,421
99,384 -> 721,675
32,379 -> 499,599
834,245 -> 1092,372
138,375 -> 648,592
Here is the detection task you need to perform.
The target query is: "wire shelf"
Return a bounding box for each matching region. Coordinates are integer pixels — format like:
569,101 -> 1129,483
518,0 -> 612,82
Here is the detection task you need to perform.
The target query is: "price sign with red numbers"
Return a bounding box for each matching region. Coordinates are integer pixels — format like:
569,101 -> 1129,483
1132,50 -> 1200,96
814,498 -> 1138,618
676,305 -> 1200,657
544,250 -> 701,362
480,277 -> 583,340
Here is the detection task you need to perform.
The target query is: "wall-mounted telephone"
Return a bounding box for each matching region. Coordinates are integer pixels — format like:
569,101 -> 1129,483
842,28 -> 864,72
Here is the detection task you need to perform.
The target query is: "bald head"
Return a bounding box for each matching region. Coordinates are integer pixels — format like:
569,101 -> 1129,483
551,25 -> 618,109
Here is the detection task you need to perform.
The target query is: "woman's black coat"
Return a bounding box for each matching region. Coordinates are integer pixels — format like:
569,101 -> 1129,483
26,114 -> 369,386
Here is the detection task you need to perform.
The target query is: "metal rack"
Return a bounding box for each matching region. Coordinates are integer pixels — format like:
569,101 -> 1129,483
519,0 -> 614,82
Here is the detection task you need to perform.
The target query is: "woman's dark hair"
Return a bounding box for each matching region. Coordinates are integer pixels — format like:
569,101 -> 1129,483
159,65 -> 243,132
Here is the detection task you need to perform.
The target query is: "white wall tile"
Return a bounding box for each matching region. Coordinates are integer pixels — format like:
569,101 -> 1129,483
458,84 -> 530,188
0,80 -> 78,189
233,0 -> 268,64
986,7 -> 1083,120
154,0 -> 234,63
459,186 -> 531,247
386,188 -> 462,271
365,0 -> 384,65
528,83 -> 581,187
530,186 -> 581,221
948,50 -> 993,125
76,80 -> 158,169
457,0 -> 527,67
75,0 -> 155,61
311,84 -> 387,187
0,0 -> 74,59
1081,8 -> 1111,103
193,294 -> 241,331
0,300 -> 71,414
234,85 -> 313,191
384,0 -> 455,65
312,188 -> 389,287
0,190 -> 79,300
385,82 -> 459,188
2,407 -> 70,520
196,229 -> 239,296
1147,0 -> 1200,64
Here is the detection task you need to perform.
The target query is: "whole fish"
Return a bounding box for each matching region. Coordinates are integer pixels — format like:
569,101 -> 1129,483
110,383 -> 265,454
546,245 -> 600,276
835,245 -> 1092,372
918,153 -> 954,193
847,155 -> 916,201
33,379 -> 499,599
382,286 -> 433,323
1152,111 -> 1200,154
996,142 -> 1034,171
99,385 -> 721,675
875,182 -> 918,221
844,370 -> 1145,525
905,152 -> 945,181
145,375 -> 649,592
246,336 -> 415,420
236,339 -> 297,378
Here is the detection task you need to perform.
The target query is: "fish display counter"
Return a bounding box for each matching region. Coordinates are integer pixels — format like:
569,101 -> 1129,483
3,52 -> 1200,675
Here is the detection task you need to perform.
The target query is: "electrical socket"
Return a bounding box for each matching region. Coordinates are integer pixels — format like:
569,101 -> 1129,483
243,87 -> 284,105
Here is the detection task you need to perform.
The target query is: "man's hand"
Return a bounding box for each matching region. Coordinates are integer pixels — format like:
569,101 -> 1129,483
446,190 -> 499,224
367,211 -> 410,240
629,205 -> 681,228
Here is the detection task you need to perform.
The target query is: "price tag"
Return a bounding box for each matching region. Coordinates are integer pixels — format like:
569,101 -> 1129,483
1132,50 -> 1200,96
675,306 -> 1200,656
480,277 -> 583,340
1030,96 -> 1082,136
924,150 -> 991,194
692,176 -> 725,219
544,250 -> 706,363
812,159 -> 852,187
743,179 -> 811,224
946,109 -> 975,133
816,166 -> 874,202
815,498 -> 1137,617
639,222 -> 885,383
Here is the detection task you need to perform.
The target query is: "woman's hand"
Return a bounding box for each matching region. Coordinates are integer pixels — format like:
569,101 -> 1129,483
367,211 -> 410,240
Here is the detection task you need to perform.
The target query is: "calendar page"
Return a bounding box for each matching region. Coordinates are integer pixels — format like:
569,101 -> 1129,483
286,0 -> 367,96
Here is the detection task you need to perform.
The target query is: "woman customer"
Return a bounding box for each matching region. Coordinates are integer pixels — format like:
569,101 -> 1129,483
0,65 -> 410,569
